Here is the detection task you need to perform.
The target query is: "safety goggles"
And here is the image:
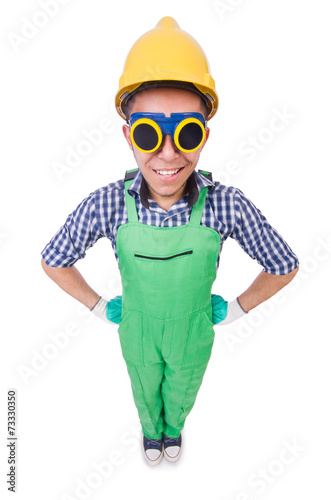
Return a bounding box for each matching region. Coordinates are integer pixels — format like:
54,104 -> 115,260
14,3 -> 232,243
129,112 -> 206,153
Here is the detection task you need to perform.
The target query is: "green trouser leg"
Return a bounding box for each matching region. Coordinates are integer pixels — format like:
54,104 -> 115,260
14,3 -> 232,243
161,357 -> 211,438
125,361 -> 165,440
119,311 -> 166,440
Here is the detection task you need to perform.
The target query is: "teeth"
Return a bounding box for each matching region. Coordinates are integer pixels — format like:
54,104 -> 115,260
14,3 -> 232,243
156,169 -> 180,176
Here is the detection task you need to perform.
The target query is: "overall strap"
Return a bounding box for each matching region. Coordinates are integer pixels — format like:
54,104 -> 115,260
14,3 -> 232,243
189,187 -> 208,226
124,179 -> 139,222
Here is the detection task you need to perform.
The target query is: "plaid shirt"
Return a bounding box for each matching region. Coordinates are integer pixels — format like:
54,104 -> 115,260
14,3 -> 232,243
41,170 -> 299,275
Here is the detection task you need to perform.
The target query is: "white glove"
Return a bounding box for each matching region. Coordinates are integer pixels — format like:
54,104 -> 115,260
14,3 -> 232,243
90,297 -> 113,324
219,298 -> 247,325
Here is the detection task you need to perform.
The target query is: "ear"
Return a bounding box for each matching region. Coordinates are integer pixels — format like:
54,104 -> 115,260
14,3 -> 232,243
122,124 -> 133,151
200,126 -> 210,152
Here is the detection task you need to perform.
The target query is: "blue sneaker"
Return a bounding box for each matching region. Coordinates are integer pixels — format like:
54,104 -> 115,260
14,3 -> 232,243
143,435 -> 163,466
163,434 -> 182,463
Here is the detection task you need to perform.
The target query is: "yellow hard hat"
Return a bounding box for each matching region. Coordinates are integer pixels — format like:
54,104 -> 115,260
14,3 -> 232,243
115,17 -> 218,121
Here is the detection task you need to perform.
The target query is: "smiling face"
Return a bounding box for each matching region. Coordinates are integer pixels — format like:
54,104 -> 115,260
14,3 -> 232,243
122,87 -> 210,211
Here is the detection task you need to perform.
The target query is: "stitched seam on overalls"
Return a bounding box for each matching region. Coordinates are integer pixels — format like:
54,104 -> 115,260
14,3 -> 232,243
177,366 -> 197,428
121,306 -> 213,323
181,314 -> 196,369
140,313 -> 145,367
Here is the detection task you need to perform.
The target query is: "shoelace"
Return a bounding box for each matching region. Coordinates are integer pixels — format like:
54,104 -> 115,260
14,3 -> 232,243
164,437 -> 180,446
147,439 -> 162,449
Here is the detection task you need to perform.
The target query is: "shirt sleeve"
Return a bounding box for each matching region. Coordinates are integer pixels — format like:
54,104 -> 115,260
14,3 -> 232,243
231,188 -> 299,275
41,193 -> 104,267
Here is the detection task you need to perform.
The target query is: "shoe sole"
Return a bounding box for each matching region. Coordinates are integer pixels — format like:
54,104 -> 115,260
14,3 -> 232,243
142,435 -> 163,466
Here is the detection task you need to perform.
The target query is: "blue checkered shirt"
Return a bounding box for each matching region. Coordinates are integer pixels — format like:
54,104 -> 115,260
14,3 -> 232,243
41,170 -> 299,275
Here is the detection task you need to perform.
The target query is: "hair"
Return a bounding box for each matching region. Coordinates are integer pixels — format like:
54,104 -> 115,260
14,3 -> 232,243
123,84 -> 210,122
123,94 -> 137,121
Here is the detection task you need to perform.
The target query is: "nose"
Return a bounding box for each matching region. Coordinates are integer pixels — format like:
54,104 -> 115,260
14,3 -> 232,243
157,133 -> 179,160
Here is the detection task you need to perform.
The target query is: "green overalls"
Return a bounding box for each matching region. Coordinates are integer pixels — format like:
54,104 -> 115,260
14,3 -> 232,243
116,173 -> 221,440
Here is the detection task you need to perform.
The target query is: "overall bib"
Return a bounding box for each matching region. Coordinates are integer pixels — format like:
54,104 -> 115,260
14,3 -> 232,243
116,176 -> 221,440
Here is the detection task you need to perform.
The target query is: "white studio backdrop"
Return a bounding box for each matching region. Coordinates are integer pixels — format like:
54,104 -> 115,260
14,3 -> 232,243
0,0 -> 330,499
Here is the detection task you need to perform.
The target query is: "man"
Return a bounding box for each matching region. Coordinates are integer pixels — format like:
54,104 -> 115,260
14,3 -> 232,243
41,17 -> 299,466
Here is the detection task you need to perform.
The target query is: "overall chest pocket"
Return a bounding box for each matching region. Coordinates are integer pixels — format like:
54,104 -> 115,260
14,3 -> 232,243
134,250 -> 193,261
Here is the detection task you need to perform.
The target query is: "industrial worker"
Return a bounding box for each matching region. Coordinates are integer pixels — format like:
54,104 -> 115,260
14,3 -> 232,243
41,17 -> 299,466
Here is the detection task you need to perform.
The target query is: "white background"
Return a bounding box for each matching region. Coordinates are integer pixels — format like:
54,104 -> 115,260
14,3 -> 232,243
1,0 -> 330,499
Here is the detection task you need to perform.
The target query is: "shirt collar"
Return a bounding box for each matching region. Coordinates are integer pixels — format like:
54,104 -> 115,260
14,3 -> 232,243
128,169 -> 214,209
